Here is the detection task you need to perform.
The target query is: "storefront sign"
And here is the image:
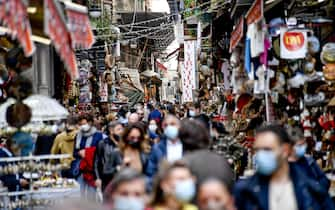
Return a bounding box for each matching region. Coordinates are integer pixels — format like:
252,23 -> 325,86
229,17 -> 244,52
280,28 -> 307,59
44,0 -> 78,79
245,0 -> 263,25
0,0 -> 35,56
64,1 -> 95,49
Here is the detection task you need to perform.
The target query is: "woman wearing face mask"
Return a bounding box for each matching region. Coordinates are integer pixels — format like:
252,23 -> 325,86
119,123 -> 150,173
94,121 -> 124,191
149,161 -> 198,210
287,126 -> 330,191
148,120 -> 162,145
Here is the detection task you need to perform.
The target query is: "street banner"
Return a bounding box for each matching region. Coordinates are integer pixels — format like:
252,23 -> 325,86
0,0 -> 35,56
180,61 -> 193,102
184,40 -> 197,89
229,17 -> 244,52
44,0 -> 78,79
280,28 -> 307,59
245,0 -> 263,25
99,77 -> 108,102
64,1 -> 95,49
196,21 -> 202,53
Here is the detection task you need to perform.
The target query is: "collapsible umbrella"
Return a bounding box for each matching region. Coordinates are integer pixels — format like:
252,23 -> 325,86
0,94 -> 69,126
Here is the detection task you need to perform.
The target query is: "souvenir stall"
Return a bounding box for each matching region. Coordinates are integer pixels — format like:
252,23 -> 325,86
0,154 -> 79,210
207,0 -> 335,183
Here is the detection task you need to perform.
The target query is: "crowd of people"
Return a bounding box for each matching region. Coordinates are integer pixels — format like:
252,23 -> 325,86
1,101 -> 335,210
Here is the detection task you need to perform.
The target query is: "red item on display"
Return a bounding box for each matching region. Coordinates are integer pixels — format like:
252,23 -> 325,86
0,0 -> 35,56
44,0 -> 78,79
65,1 -> 95,49
229,17 -> 244,53
245,0 -> 263,25
79,146 -> 96,187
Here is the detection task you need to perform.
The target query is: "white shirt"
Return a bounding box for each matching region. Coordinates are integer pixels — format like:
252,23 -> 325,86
166,140 -> 183,163
269,179 -> 298,210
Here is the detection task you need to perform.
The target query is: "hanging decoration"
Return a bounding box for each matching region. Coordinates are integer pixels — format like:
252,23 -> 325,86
245,0 -> 263,25
0,0 -> 35,57
184,40 -> 197,89
44,0 -> 78,79
180,61 -> 193,103
64,1 -> 95,49
229,17 -> 244,53
280,28 -> 307,59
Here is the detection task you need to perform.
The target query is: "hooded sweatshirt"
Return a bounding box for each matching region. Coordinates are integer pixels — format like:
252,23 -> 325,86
51,130 -> 77,165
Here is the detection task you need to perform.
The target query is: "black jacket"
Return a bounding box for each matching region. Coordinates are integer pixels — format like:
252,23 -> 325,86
94,138 -> 122,189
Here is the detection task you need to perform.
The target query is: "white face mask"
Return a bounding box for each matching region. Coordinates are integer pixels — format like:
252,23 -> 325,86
148,124 -> 158,132
113,196 -> 145,210
189,110 -> 196,117
81,124 -> 91,132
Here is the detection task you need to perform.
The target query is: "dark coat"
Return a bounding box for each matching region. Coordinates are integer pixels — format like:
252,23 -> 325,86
145,137 -> 167,178
296,156 -> 330,191
182,150 -> 235,191
234,163 -> 335,210
0,147 -> 21,192
94,137 -> 122,188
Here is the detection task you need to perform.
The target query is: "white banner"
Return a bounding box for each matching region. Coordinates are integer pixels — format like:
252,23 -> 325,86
180,61 -> 193,103
280,28 -> 307,59
184,40 -> 197,89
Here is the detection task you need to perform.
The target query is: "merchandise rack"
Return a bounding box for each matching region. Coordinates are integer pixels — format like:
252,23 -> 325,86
0,154 -> 76,210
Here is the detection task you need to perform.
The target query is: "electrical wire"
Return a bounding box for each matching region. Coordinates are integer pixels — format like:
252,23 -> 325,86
96,1 -> 227,39
128,0 -> 137,32
78,1 -> 229,51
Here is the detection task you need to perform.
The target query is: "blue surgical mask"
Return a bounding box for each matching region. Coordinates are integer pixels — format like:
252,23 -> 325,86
255,150 -> 278,176
164,125 -> 179,140
294,144 -> 307,158
174,179 -> 196,202
113,196 -> 145,210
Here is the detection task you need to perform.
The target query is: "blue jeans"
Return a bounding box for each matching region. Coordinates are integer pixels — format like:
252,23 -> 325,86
77,174 -> 96,201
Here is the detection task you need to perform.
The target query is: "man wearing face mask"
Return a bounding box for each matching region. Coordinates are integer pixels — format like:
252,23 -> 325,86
72,114 -> 104,201
94,121 -> 124,191
150,161 -> 197,210
287,126 -> 330,191
197,178 -> 236,210
51,116 -> 78,178
146,115 -> 182,184
104,168 -> 147,210
188,102 -> 210,129
234,125 -> 335,210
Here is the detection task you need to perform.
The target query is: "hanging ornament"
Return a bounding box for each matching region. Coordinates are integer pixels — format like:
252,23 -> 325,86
6,102 -> 31,128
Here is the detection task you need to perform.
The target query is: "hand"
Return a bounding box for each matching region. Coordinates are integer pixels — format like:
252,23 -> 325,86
95,179 -> 102,189
79,149 -> 85,158
20,179 -> 29,187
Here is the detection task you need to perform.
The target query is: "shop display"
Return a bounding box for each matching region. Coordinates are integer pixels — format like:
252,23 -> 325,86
0,154 -> 79,210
